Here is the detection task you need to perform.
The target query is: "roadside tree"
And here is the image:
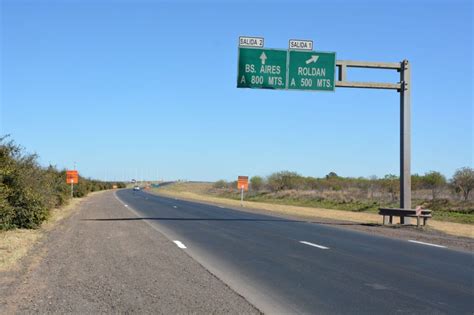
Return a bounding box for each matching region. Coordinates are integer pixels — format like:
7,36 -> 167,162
422,171 -> 447,199
213,180 -> 228,189
380,174 -> 399,202
250,176 -> 264,191
451,167 -> 474,201
267,171 -> 303,191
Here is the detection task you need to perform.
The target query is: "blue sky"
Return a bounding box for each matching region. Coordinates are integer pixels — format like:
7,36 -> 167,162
1,0 -> 472,181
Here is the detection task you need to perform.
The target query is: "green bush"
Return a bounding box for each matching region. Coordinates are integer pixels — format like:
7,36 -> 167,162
267,171 -> 304,191
451,167 -> 474,201
421,171 -> 447,199
250,176 -> 264,191
117,182 -> 127,189
0,136 -> 125,230
213,180 -> 228,189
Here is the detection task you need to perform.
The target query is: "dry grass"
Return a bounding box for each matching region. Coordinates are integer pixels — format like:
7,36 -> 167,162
429,221 -> 473,239
152,183 -> 474,239
0,229 -> 42,273
0,190 -> 106,272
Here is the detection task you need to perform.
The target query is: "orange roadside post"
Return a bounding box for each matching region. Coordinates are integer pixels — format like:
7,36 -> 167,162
237,176 -> 249,206
237,176 -> 249,191
66,170 -> 79,197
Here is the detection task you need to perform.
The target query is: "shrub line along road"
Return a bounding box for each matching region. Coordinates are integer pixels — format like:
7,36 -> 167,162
115,189 -> 473,314
1,189 -> 473,314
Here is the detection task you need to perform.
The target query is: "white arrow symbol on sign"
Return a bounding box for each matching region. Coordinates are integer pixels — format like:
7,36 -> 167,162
305,55 -> 319,64
260,52 -> 267,65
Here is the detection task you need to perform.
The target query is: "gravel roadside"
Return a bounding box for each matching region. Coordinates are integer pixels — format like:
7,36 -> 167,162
0,191 -> 259,314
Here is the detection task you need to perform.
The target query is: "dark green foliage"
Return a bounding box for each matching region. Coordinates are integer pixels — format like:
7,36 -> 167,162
0,136 -> 125,230
421,171 -> 447,199
250,176 -> 264,191
451,167 -> 474,201
116,182 -> 126,189
380,174 -> 399,202
267,171 -> 304,191
213,180 -> 228,189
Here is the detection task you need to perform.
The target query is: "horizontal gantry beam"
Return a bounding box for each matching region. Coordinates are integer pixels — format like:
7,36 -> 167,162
335,60 -> 403,90
335,81 -> 401,90
336,60 -> 401,70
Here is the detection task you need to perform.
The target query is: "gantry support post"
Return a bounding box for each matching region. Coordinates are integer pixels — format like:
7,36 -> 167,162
399,60 -> 411,212
336,60 -> 411,223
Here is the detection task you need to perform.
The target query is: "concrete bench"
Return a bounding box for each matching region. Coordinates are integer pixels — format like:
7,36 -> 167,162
378,208 -> 432,227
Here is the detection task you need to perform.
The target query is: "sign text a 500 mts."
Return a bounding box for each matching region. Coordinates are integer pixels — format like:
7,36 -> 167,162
237,48 -> 287,90
288,51 -> 336,91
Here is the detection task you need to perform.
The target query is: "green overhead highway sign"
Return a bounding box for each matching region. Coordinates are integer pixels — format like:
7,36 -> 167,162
288,51 -> 336,91
236,36 -> 413,213
237,48 -> 287,89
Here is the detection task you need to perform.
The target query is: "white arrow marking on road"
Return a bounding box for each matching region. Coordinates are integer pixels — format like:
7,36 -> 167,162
300,241 -> 329,249
260,52 -> 267,65
305,55 -> 319,64
173,240 -> 187,249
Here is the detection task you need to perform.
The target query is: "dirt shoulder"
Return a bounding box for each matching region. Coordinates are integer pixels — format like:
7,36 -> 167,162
0,190 -> 258,314
149,186 -> 473,252
0,190 -> 107,273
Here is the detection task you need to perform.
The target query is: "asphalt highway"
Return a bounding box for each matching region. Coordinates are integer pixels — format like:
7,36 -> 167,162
115,189 -> 473,314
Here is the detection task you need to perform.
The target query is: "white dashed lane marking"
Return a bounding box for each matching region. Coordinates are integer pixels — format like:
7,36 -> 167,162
173,206 -> 178,209
300,241 -> 330,250
408,240 -> 446,248
173,240 -> 187,249
114,193 -> 188,251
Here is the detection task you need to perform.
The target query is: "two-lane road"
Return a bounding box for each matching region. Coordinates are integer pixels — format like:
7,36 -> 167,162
114,189 -> 473,314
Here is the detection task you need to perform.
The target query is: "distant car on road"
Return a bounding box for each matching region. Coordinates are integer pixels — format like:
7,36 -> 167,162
133,186 -> 140,191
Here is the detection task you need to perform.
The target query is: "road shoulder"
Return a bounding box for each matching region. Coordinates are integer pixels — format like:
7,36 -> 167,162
0,190 -> 259,314
0,191 -> 107,273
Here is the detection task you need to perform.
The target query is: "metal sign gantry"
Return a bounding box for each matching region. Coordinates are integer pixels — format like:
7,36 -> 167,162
336,60 -> 411,212
237,37 -> 412,218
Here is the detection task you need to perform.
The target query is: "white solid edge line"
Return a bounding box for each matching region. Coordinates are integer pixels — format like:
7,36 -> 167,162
173,240 -> 187,249
299,241 -> 329,250
114,193 -> 183,250
408,240 -> 446,248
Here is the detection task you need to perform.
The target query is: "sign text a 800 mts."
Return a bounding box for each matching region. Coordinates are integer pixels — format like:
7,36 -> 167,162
237,48 -> 287,90
288,51 -> 336,91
